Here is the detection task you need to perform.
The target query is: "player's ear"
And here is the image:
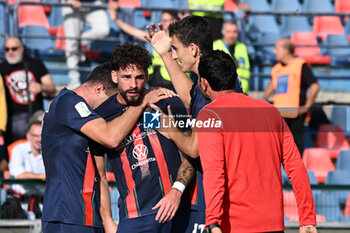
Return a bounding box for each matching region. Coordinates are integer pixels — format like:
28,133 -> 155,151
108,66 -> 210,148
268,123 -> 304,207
190,43 -> 199,57
95,84 -> 105,95
200,77 -> 209,92
111,70 -> 118,83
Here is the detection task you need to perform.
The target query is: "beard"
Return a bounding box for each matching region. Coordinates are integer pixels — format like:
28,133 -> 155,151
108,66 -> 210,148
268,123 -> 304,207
119,87 -> 145,106
6,52 -> 23,65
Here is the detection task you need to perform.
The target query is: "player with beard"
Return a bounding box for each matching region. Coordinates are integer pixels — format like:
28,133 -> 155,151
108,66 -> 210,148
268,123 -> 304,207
0,37 -> 56,143
91,43 -> 193,233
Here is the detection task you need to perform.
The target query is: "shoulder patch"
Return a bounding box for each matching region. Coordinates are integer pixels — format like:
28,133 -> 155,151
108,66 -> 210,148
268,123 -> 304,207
75,102 -> 91,117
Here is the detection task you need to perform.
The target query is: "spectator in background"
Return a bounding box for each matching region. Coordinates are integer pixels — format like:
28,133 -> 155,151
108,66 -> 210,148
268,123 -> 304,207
197,50 -> 317,233
263,38 -> 320,156
9,119 -> 45,196
188,0 -> 249,41
0,76 -> 8,173
213,20 -> 250,94
63,0 -> 111,89
0,37 -> 56,144
108,5 -> 180,91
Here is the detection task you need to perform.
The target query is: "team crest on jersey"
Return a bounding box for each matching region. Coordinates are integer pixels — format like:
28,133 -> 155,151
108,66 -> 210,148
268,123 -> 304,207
132,144 -> 148,160
75,102 -> 91,117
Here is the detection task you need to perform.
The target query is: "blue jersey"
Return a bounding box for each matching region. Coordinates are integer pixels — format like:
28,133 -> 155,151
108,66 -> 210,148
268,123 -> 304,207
188,82 -> 242,211
41,88 -> 103,227
91,94 -> 189,221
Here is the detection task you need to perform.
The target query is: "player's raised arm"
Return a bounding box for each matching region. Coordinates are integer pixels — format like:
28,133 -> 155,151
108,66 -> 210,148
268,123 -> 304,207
81,88 -> 177,148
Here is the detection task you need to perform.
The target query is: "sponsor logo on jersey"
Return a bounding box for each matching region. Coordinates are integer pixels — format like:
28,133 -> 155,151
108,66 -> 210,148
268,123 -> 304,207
75,102 -> 91,117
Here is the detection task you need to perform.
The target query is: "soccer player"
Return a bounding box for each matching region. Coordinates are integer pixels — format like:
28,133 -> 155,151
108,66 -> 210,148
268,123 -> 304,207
41,63 -> 175,233
91,43 -> 193,233
196,50 -> 317,233
145,15 -> 242,233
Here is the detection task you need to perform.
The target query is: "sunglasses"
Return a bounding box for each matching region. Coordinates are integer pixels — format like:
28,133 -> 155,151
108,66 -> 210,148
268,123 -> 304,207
5,47 -> 19,52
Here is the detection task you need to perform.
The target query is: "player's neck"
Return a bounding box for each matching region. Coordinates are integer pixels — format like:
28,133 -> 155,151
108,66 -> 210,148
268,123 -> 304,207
210,90 -> 234,100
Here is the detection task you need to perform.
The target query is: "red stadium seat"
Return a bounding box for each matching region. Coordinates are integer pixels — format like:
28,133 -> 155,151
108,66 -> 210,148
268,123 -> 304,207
313,16 -> 344,41
116,0 -> 140,8
316,124 -> 350,154
291,32 -> 331,64
8,0 -> 50,29
283,191 -> 298,222
54,25 -> 66,51
335,0 -> 350,13
345,194 -> 350,216
316,215 -> 326,223
225,0 -> 239,12
302,148 -> 335,183
7,139 -> 28,161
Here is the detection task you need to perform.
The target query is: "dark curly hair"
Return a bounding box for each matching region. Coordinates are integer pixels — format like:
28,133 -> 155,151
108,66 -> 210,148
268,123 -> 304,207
111,43 -> 152,72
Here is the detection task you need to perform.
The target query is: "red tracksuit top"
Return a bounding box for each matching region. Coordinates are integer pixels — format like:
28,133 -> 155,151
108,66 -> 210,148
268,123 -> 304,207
197,92 -> 316,233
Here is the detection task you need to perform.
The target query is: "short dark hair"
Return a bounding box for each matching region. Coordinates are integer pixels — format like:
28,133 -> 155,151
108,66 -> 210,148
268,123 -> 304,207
27,120 -> 42,132
111,43 -> 152,73
169,16 -> 213,53
84,63 -> 118,96
223,19 -> 238,27
198,50 -> 237,91
162,9 -> 179,21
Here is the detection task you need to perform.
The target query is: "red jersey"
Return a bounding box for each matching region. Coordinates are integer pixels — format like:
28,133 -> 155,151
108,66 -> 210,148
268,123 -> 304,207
197,92 -> 316,233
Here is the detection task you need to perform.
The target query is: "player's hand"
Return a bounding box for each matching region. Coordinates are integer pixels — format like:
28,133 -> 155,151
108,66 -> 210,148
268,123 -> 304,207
210,227 -> 222,233
29,82 -> 42,94
144,23 -> 172,56
108,1 -> 119,21
299,225 -> 317,233
143,88 -> 177,106
150,104 -> 176,140
104,218 -> 118,233
299,105 -> 310,115
152,188 -> 182,223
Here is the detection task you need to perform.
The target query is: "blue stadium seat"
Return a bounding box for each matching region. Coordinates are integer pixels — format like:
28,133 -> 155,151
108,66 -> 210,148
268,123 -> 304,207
331,106 -> 350,136
315,193 -> 343,221
272,0 -> 302,12
243,0 -> 270,11
0,3 -> 5,50
280,16 -> 312,38
308,170 -> 318,185
145,0 -> 181,8
48,6 -> 64,28
326,170 -> 350,185
336,150 -> 350,170
248,15 -> 280,43
324,34 -> 350,65
255,31 -> 280,64
21,25 -> 56,52
304,0 -> 335,13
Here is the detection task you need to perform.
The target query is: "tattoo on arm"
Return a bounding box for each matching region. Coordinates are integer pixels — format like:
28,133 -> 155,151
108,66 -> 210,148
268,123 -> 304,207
176,157 -> 195,187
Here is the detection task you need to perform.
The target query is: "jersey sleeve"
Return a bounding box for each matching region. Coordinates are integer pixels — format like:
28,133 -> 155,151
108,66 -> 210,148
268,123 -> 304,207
197,107 -> 225,228
55,93 -> 101,132
34,59 -> 49,79
301,63 -> 317,88
89,139 -> 109,157
281,119 -> 316,226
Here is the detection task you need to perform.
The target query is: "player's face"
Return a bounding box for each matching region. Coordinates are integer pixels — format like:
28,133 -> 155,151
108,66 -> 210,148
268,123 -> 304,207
5,38 -> 24,65
222,23 -> 239,46
274,40 -> 289,62
161,12 -> 176,30
116,64 -> 148,106
171,35 -> 197,73
27,124 -> 41,153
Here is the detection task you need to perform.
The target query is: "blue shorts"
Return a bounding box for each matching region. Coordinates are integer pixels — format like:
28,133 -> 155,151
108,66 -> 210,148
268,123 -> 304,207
42,221 -> 104,233
117,214 -> 172,233
185,209 -> 207,233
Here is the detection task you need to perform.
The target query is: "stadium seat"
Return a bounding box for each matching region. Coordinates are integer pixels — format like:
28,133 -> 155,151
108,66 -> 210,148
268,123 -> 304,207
7,139 -> 28,161
283,191 -> 298,222
315,192 -> 343,221
335,0 -> 350,14
0,3 -> 5,49
345,194 -> 350,216
255,31 -> 280,64
323,34 -> 350,65
302,148 -> 335,183
145,0 -> 180,8
21,25 -> 55,51
313,16 -> 345,41
224,0 -> 239,12
291,32 -> 332,64
11,0 -> 50,30
331,105 -> 350,136
280,16 -> 312,38
272,0 -> 302,12
316,124 -> 350,152
336,150 -> 350,170
307,170 -> 318,185
248,15 -> 280,41
54,25 -> 66,51
325,170 -> 350,185
47,6 -> 64,28
304,0 -> 335,13
243,0 -> 270,11
118,0 -> 140,8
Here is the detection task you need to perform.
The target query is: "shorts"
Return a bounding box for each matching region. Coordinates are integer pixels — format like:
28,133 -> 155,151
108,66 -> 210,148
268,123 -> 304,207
185,209 -> 207,233
42,221 -> 104,233
117,214 -> 172,233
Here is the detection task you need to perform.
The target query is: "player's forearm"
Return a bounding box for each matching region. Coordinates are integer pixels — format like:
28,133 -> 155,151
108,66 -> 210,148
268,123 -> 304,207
160,53 -> 193,108
175,157 -> 195,187
263,81 -> 274,100
170,130 -> 199,158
